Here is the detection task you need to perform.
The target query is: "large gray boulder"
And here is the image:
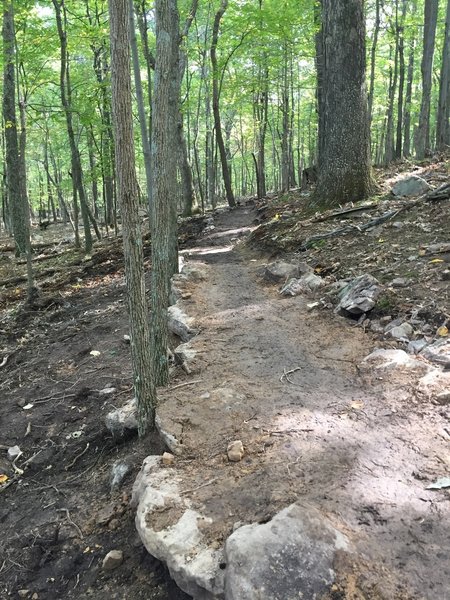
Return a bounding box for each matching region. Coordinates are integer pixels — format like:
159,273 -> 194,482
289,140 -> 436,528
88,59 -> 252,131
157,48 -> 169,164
224,503 -> 350,600
335,274 -> 382,315
420,338 -> 450,368
391,175 -> 431,197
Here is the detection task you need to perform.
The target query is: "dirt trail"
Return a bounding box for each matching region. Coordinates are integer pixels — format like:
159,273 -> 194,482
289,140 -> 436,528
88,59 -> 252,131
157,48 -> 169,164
155,205 -> 450,599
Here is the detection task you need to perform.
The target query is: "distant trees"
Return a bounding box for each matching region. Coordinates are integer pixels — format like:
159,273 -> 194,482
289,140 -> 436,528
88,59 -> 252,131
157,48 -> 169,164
0,0 -> 449,235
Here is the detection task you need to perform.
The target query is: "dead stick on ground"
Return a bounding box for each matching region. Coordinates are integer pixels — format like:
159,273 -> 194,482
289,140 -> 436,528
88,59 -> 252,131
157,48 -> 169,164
170,379 -> 202,391
57,508 -> 84,539
180,477 -> 218,495
280,366 -> 302,383
66,443 -> 90,470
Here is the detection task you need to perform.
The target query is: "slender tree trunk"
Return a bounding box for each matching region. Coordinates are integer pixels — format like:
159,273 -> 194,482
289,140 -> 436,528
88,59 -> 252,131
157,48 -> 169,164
403,37 -> 415,157
384,39 -> 398,165
436,0 -> 450,151
414,0 -> 439,158
311,0 -> 375,209
2,0 -> 33,299
211,0 -> 235,207
150,0 -> 180,386
52,0 -> 93,252
395,0 -> 407,159
129,0 -> 153,214
368,0 -> 381,126
109,0 -> 156,435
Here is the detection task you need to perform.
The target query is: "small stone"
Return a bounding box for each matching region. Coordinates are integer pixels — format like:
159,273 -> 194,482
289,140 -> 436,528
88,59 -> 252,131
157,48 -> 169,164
32,595 -> 38,600
96,504 -> 116,526
7,445 -> 21,461
227,440 -> 244,462
389,322 -> 414,341
123,335 -> 131,343
102,549 -> 123,571
391,277 -> 408,288
99,387 -> 116,396
380,315 -> 392,325
407,339 -> 428,355
110,460 -> 131,491
434,391 -> 450,406
18,591 -> 30,599
108,518 -> 120,531
442,270 -> 450,281
162,452 -> 174,466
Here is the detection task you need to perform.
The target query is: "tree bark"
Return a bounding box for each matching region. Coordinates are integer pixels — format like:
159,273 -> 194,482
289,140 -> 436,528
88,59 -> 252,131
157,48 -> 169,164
109,0 -> 156,435
150,0 -> 180,386
52,0 -> 93,253
436,0 -> 450,151
211,0 -> 235,207
311,0 -> 374,209
414,0 -> 439,159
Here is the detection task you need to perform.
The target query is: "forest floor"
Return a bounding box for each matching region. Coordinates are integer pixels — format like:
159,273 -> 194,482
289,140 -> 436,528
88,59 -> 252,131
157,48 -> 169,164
0,157 -> 449,600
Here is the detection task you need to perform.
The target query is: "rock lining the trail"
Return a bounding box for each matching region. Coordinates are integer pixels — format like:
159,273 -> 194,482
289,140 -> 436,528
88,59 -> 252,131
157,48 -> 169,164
335,274 -> 383,316
391,175 -> 431,197
132,456 -> 352,600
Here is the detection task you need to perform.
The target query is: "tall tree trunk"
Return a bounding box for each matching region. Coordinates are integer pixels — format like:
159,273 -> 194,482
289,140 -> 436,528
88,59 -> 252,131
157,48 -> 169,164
129,0 -> 153,214
109,0 -> 156,435
211,0 -> 235,207
150,0 -> 180,386
2,0 -> 33,300
414,0 -> 439,159
395,0 -> 407,159
403,36 -> 415,157
52,0 -> 93,252
311,0 -> 374,209
436,0 -> 450,151
384,39 -> 398,165
368,0 -> 381,126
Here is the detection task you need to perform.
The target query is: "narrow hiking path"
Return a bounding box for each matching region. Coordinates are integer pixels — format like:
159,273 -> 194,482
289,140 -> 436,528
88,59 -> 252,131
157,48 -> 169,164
136,205 -> 449,599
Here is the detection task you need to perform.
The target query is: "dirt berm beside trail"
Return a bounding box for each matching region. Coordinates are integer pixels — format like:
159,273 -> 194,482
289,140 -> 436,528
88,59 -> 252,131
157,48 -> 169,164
133,205 -> 450,600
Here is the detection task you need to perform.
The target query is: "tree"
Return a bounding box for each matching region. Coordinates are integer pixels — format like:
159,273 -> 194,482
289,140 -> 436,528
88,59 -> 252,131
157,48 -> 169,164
414,0 -> 439,159
109,0 -> 157,435
312,0 -> 374,209
2,0 -> 34,300
150,0 -> 181,386
211,0 -> 235,208
436,0 -> 450,151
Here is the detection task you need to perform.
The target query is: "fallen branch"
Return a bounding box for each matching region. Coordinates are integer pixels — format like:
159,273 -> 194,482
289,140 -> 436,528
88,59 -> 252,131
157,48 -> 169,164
180,477 -> 218,495
280,366 -> 302,384
65,442 -> 90,470
312,202 -> 380,222
169,379 -> 202,390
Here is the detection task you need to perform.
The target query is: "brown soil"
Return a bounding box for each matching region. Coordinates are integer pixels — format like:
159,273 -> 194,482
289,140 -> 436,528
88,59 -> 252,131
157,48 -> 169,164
1,159 -> 449,600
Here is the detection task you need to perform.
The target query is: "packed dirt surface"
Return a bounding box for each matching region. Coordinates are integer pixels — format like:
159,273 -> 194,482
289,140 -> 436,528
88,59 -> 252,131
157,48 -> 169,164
1,159 -> 449,599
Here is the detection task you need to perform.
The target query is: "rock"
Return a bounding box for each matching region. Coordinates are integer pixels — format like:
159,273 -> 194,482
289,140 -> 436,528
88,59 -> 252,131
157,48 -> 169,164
224,503 -> 350,600
362,349 -> 425,372
227,441 -> 244,462
264,261 -> 311,284
368,320 -> 384,334
173,342 -> 197,369
408,339 -> 429,355
168,305 -> 197,342
434,391 -> 450,406
280,273 -> 323,297
380,315 -> 392,325
102,549 -> 123,571
155,414 -> 183,456
391,277 -> 409,288
180,263 -> 208,282
123,334 -> 131,344
391,175 -> 431,197
7,445 -> 21,461
99,387 -> 116,396
383,317 -> 403,333
335,274 -> 383,316
110,460 -> 131,491
442,270 -> 450,281
18,590 -> 30,598
417,369 -> 450,399
105,398 -> 138,438
388,322 -> 414,341
96,504 -> 116,526
162,452 -> 174,466
420,338 -> 450,368
132,456 -> 225,599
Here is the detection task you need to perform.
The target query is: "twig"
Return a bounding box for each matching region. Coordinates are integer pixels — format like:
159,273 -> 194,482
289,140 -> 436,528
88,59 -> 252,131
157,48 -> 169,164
280,366 -> 302,384
170,379 -> 202,390
0,354 -> 9,368
180,477 -> 218,495
57,508 -> 84,539
65,442 -> 90,470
